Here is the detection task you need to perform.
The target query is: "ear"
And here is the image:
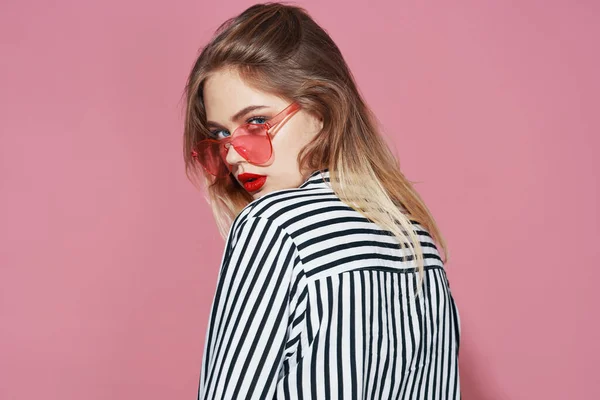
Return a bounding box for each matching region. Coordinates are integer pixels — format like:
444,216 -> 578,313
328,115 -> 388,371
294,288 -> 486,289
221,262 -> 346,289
313,112 -> 324,131
306,110 -> 324,135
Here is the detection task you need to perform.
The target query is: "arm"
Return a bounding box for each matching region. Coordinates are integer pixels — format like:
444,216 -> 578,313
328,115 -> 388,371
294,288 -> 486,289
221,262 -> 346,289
198,216 -> 300,399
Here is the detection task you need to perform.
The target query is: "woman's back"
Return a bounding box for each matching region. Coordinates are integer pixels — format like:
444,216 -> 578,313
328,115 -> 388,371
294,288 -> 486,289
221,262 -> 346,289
198,169 -> 461,399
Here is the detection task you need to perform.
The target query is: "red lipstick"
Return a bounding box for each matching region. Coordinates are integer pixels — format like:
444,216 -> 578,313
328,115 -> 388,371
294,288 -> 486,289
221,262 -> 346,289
238,172 -> 267,192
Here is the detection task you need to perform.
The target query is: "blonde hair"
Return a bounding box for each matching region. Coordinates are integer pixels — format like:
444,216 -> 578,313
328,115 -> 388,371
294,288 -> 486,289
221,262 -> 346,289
181,2 -> 449,285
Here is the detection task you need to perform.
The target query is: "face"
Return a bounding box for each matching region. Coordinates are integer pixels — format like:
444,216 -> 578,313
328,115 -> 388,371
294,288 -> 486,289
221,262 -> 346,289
203,68 -> 323,199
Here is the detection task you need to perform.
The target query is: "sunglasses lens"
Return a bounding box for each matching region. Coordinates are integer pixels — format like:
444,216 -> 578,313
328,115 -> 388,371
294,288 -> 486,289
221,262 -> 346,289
195,141 -> 230,177
193,124 -> 272,177
233,124 -> 272,164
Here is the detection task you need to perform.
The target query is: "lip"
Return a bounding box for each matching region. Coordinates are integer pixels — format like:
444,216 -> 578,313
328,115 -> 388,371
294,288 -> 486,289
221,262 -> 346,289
237,173 -> 267,192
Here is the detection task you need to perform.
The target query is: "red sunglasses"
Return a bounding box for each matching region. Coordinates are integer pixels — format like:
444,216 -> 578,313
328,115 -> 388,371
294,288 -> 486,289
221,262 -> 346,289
191,102 -> 301,178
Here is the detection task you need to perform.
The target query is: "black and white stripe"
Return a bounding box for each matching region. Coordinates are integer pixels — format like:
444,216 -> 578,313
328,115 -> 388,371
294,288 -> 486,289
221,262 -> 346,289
198,169 -> 461,399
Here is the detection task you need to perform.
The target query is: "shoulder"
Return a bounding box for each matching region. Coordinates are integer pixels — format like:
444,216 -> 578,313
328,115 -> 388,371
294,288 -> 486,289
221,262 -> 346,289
229,185 -> 355,245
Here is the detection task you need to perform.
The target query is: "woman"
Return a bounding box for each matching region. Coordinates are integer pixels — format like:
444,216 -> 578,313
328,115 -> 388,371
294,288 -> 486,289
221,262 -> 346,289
183,3 -> 460,399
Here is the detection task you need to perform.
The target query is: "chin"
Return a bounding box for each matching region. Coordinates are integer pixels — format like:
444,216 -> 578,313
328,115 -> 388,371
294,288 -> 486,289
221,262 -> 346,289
254,186 -> 271,198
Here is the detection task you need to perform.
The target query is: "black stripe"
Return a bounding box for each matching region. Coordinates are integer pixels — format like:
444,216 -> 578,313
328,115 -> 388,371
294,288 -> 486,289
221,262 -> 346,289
198,170 -> 460,399
306,253 -> 443,277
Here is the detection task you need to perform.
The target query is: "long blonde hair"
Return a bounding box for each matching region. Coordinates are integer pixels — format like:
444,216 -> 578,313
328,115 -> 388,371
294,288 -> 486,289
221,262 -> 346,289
181,2 -> 449,283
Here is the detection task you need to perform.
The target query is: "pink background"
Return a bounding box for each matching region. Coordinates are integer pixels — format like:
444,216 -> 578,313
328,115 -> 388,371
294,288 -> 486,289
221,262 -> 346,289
1,0 -> 598,399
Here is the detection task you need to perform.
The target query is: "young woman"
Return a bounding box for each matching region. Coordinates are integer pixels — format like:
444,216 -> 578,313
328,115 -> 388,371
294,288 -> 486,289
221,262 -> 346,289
183,3 -> 461,399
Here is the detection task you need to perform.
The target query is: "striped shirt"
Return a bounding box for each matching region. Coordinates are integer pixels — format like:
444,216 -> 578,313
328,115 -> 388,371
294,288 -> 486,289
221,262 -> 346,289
198,169 -> 461,399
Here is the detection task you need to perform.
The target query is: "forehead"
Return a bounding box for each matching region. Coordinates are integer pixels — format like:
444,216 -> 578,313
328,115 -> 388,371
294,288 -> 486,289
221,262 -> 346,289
203,68 -> 276,121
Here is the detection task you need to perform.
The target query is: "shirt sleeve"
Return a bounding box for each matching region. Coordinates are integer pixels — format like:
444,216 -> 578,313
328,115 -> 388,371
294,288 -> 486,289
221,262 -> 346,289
198,215 -> 302,399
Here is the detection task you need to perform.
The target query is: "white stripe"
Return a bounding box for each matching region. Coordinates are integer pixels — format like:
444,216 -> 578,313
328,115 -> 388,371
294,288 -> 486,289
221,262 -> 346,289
198,169 -> 461,399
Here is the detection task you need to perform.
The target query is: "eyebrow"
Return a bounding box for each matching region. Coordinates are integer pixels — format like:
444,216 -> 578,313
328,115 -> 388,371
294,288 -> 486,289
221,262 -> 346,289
206,105 -> 270,127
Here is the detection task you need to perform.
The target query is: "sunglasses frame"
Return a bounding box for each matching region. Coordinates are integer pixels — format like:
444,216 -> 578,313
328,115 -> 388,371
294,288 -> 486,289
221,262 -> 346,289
191,102 -> 301,177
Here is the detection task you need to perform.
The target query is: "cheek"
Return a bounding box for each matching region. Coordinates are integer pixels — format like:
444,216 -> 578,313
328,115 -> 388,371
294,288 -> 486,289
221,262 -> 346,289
275,117 -> 315,153
271,137 -> 299,162
271,125 -> 304,158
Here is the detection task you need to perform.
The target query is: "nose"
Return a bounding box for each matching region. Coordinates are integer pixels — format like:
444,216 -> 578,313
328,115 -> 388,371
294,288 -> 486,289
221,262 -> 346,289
224,142 -> 246,166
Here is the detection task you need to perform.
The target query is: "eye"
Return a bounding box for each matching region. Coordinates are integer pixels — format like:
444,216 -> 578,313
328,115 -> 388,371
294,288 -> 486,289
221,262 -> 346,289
209,129 -> 230,140
247,116 -> 268,125
208,116 -> 269,140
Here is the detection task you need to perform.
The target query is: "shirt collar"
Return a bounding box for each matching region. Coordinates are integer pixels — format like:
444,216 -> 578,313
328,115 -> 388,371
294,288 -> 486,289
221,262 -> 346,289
299,168 -> 332,189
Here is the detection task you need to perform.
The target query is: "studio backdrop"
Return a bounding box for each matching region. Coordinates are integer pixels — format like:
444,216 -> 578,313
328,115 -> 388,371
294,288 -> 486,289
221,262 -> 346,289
1,1 -> 598,399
